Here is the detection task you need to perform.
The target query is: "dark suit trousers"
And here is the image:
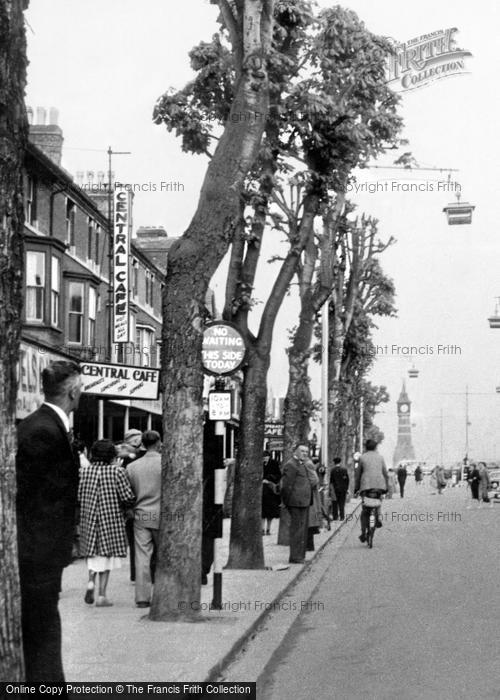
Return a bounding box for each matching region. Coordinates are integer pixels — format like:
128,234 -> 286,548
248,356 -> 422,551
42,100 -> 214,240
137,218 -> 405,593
287,506 -> 309,562
332,492 -> 347,520
19,561 -> 65,683
398,478 -> 406,498
126,518 -> 136,581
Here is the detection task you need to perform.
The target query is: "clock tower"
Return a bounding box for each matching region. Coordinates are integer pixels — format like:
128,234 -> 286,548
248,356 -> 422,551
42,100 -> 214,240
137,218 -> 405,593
393,381 -> 416,467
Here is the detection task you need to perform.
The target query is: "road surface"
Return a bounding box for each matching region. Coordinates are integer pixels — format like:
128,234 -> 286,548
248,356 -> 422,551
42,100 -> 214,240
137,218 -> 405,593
259,481 -> 500,700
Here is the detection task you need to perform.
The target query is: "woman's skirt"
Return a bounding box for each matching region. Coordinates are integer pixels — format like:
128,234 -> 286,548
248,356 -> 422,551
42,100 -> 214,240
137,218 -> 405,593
87,556 -> 123,572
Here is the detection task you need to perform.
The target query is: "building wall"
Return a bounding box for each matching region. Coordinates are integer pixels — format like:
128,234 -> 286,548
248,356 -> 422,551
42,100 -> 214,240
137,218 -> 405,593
20,136 -> 165,445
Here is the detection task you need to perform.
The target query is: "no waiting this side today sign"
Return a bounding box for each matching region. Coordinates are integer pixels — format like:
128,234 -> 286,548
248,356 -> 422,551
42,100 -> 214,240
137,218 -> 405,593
202,322 -> 246,376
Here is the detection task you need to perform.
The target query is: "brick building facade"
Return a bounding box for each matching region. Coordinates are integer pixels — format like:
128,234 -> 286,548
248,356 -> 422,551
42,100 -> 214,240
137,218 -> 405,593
19,107 -> 167,444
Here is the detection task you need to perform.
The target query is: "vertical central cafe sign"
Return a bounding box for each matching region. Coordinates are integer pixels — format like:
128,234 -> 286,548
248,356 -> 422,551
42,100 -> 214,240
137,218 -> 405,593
113,188 -> 131,343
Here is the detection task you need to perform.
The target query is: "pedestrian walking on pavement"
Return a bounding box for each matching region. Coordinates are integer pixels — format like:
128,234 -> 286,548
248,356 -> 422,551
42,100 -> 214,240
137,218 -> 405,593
281,444 -> 312,564
305,459 -> 321,551
397,463 -> 407,497
127,430 -> 162,607
414,465 -> 423,485
330,457 -> 349,519
432,465 -> 446,495
16,360 -> 82,683
386,468 -> 397,499
466,462 -> 480,507
117,428 -> 146,582
477,462 -> 492,507
79,439 -> 135,607
262,451 -> 282,535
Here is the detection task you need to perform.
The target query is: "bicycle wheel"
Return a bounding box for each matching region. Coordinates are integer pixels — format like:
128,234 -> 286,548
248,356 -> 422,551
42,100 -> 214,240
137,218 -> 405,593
367,509 -> 375,548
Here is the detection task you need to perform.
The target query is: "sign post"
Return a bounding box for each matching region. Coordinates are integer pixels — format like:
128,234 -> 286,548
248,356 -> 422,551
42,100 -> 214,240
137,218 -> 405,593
201,322 -> 246,610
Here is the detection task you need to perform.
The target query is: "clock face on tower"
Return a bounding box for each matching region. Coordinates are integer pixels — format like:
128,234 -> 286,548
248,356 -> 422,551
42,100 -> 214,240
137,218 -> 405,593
399,404 -> 409,413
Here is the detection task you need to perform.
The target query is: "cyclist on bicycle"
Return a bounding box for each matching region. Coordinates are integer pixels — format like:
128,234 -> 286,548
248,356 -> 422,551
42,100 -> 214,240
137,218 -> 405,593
354,439 -> 389,543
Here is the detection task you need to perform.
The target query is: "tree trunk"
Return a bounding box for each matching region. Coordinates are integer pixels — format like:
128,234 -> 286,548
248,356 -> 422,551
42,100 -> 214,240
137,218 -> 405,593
282,291 -> 315,463
226,346 -> 269,569
226,192 -> 319,568
151,3 -> 273,620
0,0 -> 28,680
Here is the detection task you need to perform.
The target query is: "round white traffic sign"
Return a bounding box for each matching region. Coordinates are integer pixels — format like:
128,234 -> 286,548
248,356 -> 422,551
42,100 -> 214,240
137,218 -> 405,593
202,322 -> 246,376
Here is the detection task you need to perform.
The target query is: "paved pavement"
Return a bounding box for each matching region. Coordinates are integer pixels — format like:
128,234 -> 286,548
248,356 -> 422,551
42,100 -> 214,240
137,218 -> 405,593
60,500 -> 359,682
258,480 -> 500,700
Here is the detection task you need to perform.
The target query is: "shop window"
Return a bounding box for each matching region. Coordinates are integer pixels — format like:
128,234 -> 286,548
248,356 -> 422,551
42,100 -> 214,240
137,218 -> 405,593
68,281 -> 84,343
51,256 -> 60,326
26,251 -> 45,322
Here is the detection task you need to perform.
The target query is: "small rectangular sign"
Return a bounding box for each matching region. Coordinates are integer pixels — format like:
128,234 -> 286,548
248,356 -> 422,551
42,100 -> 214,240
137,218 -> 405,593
81,361 -> 159,400
209,391 -> 232,420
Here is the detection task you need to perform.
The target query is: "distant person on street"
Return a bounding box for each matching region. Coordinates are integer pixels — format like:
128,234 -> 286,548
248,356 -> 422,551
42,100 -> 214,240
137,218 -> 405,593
127,430 -> 162,607
305,459 -> 321,551
72,437 -> 90,559
281,444 -> 312,564
314,459 -> 330,529
16,360 -> 82,682
477,462 -> 492,507
414,465 -> 423,485
330,457 -> 349,520
262,451 -> 282,535
79,439 -> 135,607
466,462 -> 480,508
397,463 -> 407,497
386,468 -> 397,499
432,465 -> 446,495
354,439 -> 389,543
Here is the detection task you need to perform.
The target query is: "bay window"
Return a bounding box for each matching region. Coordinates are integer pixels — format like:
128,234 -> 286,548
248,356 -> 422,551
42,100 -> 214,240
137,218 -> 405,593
26,251 -> 45,322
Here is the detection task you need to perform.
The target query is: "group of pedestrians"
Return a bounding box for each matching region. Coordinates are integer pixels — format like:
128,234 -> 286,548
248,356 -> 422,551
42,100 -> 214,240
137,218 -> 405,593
277,445 -> 351,564
78,429 -> 162,608
466,462 -> 493,507
15,360 -> 164,685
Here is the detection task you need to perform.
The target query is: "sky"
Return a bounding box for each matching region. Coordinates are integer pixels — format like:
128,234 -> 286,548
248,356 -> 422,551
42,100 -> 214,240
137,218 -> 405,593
24,0 -> 500,466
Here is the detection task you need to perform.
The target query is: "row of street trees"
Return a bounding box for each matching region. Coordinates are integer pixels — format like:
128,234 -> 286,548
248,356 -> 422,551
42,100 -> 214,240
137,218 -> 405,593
153,0 -> 404,613
0,2 -> 404,674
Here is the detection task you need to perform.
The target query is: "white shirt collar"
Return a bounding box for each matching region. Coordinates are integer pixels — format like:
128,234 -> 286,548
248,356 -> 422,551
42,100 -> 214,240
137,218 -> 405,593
43,402 -> 70,433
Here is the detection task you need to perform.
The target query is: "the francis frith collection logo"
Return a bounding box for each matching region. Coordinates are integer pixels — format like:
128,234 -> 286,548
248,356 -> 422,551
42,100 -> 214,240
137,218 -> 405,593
386,28 -> 472,92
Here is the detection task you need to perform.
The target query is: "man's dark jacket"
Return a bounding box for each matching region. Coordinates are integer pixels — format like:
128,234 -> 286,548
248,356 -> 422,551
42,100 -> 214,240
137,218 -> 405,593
16,404 -> 80,568
281,457 -> 311,507
330,465 -> 350,495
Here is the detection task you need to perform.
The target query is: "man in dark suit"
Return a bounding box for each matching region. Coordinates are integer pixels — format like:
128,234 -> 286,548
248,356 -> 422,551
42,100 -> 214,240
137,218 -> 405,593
397,463 -> 408,498
280,444 -> 312,564
330,456 -> 350,520
16,360 -> 82,682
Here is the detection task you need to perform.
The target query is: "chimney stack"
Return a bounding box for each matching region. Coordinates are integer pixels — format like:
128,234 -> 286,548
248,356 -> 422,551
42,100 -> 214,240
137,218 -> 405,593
29,105 -> 64,166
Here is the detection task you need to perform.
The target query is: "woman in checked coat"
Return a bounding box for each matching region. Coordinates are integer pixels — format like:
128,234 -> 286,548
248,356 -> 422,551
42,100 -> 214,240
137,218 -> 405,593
78,439 -> 135,606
